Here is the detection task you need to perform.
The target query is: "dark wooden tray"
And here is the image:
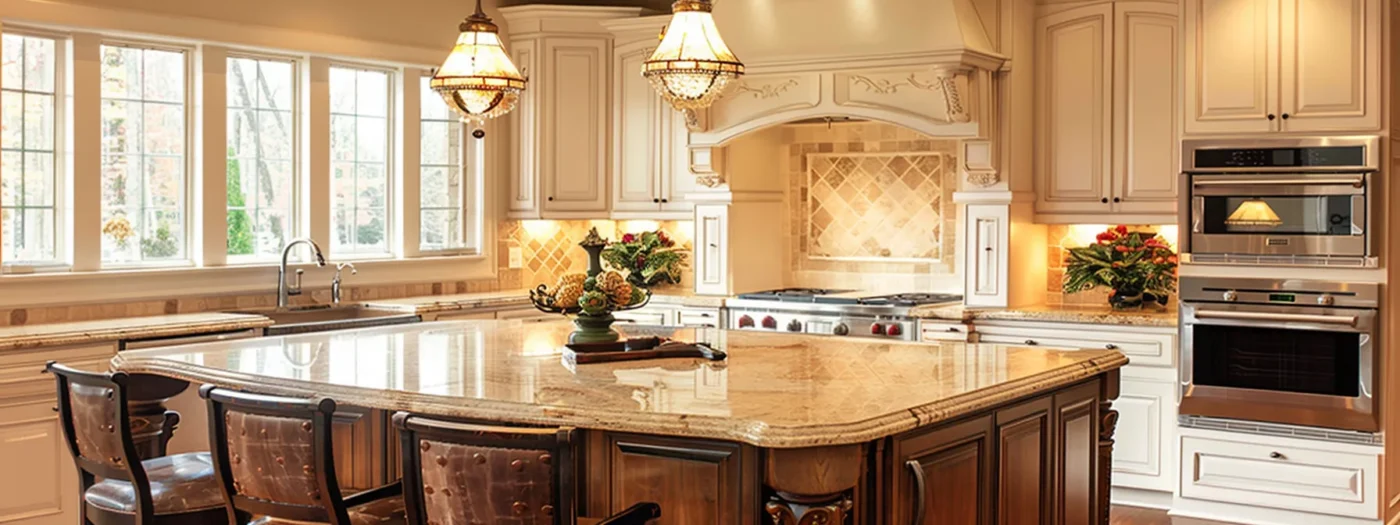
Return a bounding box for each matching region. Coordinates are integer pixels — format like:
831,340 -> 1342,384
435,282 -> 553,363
564,336 -> 727,364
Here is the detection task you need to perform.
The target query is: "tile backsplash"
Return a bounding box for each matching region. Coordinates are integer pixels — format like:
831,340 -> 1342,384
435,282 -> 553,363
500,219 -> 695,291
783,121 -> 961,292
1046,224 -> 1179,306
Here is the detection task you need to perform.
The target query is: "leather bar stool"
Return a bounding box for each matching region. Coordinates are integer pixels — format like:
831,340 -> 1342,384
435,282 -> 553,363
200,385 -> 406,525
47,362 -> 226,525
392,412 -> 661,525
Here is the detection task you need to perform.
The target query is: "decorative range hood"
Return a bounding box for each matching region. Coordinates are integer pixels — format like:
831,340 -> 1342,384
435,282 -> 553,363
681,0 -> 1008,187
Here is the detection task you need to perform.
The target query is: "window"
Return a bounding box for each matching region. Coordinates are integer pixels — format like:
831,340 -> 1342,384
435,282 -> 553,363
329,66 -> 390,256
419,77 -> 479,253
99,44 -> 187,264
1,33 -> 61,266
227,56 -> 296,260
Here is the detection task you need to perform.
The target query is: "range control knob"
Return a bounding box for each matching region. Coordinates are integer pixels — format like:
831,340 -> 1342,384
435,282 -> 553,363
761,316 -> 778,330
787,320 -> 803,332
1222,290 -> 1239,302
737,315 -> 755,328
833,323 -> 850,336
870,322 -> 884,335
1317,294 -> 1336,306
885,324 -> 903,337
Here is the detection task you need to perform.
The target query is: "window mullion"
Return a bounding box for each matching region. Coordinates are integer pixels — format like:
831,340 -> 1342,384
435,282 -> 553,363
198,44 -> 229,267
305,57 -> 331,253
399,67 -> 422,258
70,32 -> 102,271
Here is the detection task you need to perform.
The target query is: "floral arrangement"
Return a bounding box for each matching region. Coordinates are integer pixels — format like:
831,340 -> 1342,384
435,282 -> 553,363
1063,225 -> 1178,310
539,270 -> 649,315
600,229 -> 687,288
102,215 -> 135,248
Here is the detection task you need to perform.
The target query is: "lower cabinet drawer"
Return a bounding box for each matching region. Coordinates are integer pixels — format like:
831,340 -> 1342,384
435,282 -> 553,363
1180,435 -> 1379,519
973,324 -> 1175,367
918,321 -> 972,342
614,311 -> 671,326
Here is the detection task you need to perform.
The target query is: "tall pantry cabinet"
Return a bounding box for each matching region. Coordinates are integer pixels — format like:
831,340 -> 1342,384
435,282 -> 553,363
1182,0 -> 1381,133
1033,1 -> 1179,222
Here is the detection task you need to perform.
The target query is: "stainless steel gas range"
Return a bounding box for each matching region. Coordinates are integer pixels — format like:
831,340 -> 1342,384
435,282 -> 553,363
725,288 -> 963,341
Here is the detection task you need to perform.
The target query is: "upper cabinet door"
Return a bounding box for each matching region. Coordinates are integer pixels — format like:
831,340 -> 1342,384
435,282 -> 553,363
1034,4 -> 1114,214
508,39 -> 541,216
541,37 -> 609,212
1113,2 -> 1179,213
611,42 -> 662,213
1183,0 -> 1279,134
1277,0 -> 1381,132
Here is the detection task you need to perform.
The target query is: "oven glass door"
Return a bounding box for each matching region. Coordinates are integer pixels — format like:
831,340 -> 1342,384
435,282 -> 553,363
1191,323 -> 1360,397
1199,195 -> 1360,236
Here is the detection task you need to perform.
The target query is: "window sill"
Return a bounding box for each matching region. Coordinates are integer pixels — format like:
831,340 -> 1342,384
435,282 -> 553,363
0,253 -> 498,309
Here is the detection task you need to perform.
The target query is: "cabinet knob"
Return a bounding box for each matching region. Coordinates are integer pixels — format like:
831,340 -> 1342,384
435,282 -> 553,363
652,198 -> 660,203
547,196 -> 555,202
1101,197 -> 1109,204
1024,339 -> 1039,346
661,198 -> 669,203
1269,451 -> 1286,460
1267,114 -> 1277,121
1281,113 -> 1290,120
1105,344 -> 1118,350
1112,197 -> 1121,203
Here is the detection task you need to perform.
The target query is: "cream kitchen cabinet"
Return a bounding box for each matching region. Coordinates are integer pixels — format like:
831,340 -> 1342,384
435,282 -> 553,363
1034,1 -> 1178,221
501,6 -> 643,219
607,21 -> 701,219
614,305 -> 723,328
0,343 -> 116,525
1183,0 -> 1380,134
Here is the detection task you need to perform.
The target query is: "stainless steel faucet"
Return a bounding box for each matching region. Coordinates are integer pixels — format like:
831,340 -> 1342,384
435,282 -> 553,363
331,262 -> 357,304
278,238 -> 327,307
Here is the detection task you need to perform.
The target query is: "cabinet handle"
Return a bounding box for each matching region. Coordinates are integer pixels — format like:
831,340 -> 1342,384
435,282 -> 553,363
1269,451 -> 1286,460
1281,113 -> 1290,120
548,196 -> 555,202
1105,344 -> 1118,350
1267,114 -> 1277,121
1112,197 -> 1121,203
1024,339 -> 1039,346
653,198 -> 660,203
947,327 -> 961,333
1101,197 -> 1109,204
906,459 -> 927,525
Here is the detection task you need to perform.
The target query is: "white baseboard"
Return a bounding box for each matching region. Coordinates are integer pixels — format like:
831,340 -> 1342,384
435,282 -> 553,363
1113,487 -> 1174,510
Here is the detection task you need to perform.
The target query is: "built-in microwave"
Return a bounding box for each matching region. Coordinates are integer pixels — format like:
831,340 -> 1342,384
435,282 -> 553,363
1180,137 -> 1380,266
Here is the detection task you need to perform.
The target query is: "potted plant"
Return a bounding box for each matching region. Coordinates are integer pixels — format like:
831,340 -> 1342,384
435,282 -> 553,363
600,229 -> 688,289
1063,225 -> 1178,310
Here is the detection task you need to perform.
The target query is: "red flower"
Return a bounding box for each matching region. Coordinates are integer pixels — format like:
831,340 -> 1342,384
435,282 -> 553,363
1167,255 -> 1178,264
635,254 -> 647,268
657,231 -> 673,247
621,233 -> 636,243
1115,225 -> 1128,235
1096,232 -> 1117,244
1114,245 -> 1130,253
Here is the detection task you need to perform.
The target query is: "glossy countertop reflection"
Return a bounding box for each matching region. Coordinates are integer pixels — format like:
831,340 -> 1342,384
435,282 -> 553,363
114,320 -> 1127,448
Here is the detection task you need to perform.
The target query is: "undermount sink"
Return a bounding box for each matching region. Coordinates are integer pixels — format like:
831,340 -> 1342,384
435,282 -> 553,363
233,305 -> 421,336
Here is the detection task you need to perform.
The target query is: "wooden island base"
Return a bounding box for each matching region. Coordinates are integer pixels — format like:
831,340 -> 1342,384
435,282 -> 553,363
577,373 -> 1118,525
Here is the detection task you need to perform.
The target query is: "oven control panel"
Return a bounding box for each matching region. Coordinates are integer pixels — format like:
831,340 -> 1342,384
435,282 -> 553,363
729,312 -> 916,341
1193,145 -> 1367,168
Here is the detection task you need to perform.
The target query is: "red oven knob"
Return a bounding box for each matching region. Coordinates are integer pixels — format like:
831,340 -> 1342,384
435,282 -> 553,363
762,316 -> 778,329
885,324 -> 903,337
738,315 -> 754,328
870,322 -> 884,335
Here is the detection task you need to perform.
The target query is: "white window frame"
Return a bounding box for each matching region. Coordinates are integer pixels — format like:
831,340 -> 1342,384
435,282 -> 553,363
223,50 -> 302,264
0,28 -> 69,273
96,38 -> 195,269
415,72 -> 482,257
326,61 -> 395,259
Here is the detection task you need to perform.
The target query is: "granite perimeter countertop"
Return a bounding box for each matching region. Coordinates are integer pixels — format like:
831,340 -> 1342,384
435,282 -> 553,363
0,313 -> 273,352
913,304 -> 1178,327
114,320 -> 1126,448
364,288 -> 725,314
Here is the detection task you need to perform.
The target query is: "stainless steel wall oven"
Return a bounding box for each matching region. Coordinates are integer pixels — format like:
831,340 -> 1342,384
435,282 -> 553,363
1179,276 -> 1379,432
1180,137 -> 1380,266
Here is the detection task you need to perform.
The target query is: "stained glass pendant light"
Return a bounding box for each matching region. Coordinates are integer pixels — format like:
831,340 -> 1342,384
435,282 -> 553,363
430,0 -> 527,138
643,0 -> 745,111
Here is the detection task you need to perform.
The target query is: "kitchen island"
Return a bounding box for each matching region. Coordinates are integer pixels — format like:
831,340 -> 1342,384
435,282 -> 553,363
113,320 -> 1127,525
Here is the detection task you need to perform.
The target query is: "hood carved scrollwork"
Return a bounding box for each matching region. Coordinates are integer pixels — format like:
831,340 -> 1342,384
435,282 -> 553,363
842,69 -> 971,124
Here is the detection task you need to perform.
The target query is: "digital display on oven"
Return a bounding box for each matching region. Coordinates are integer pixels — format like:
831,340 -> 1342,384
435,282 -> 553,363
1268,293 -> 1297,303
1193,146 -> 1365,168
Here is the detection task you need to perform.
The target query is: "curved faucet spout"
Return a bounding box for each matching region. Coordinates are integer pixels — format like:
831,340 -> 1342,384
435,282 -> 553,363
278,238 -> 327,307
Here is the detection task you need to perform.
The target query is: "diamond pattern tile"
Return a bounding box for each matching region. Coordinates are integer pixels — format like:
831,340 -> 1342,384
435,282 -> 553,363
807,153 -> 946,261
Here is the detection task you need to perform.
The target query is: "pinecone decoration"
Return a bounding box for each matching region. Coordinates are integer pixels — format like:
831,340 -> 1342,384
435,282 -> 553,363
554,283 -> 584,309
579,290 -> 609,315
597,271 -> 626,294
556,273 -> 587,291
608,282 -> 633,307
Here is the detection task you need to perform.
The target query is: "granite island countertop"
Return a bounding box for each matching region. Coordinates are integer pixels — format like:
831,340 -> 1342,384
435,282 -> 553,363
114,319 -> 1127,448
913,303 -> 1178,327
0,312 -> 272,352
363,288 -> 725,314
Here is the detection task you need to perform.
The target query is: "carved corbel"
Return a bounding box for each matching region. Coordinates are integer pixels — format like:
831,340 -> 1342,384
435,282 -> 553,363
961,140 -> 999,188
765,493 -> 855,525
689,145 -> 726,188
